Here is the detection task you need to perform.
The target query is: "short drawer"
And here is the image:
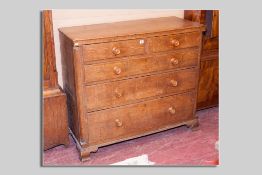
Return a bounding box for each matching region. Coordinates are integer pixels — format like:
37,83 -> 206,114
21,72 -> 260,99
82,39 -> 146,62
86,91 -> 195,145
84,48 -> 199,84
84,68 -> 197,112
148,32 -> 201,53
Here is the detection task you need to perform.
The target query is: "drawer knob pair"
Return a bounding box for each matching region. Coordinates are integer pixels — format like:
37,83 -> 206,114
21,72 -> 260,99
112,47 -> 121,55
170,39 -> 180,47
113,66 -> 122,75
115,119 -> 123,127
170,58 -> 179,65
170,80 -> 178,87
168,107 -> 176,115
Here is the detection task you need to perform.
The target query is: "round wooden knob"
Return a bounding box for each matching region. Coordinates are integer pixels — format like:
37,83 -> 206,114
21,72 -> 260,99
115,89 -> 122,98
112,47 -> 121,55
115,119 -> 123,127
170,58 -> 179,65
168,107 -> 176,115
170,80 -> 178,87
113,66 -> 121,75
170,39 -> 180,47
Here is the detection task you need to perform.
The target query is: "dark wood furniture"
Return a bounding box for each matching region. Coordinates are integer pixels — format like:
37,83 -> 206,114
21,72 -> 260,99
59,16 -> 204,161
42,10 -> 69,150
184,10 -> 219,110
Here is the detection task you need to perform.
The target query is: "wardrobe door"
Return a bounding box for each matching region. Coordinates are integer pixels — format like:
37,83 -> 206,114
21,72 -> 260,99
185,10 -> 219,110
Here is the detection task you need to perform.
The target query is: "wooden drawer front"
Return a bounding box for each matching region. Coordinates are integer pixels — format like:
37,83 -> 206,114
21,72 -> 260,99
85,69 -> 197,111
86,92 -> 195,145
149,32 -> 201,53
84,48 -> 199,84
82,39 -> 145,62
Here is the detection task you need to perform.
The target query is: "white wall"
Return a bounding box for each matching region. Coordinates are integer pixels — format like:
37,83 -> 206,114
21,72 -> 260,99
52,9 -> 184,86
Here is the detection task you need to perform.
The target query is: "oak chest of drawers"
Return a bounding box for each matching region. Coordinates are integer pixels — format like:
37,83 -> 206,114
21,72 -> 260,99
59,16 -> 204,161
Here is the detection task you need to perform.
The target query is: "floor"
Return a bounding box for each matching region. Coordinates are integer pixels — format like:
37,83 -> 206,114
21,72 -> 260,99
43,107 -> 219,166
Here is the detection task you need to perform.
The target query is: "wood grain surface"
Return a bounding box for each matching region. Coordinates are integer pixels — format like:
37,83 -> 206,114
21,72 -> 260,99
42,10 -> 69,150
185,10 -> 219,110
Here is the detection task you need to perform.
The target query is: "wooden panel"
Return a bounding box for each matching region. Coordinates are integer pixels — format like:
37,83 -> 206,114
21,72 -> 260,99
184,10 -> 205,24
211,10 -> 219,38
59,33 -> 76,97
59,16 -> 204,43
85,69 -> 198,111
43,10 -> 69,151
59,32 -> 81,140
185,10 -> 219,109
43,89 -> 69,150
84,48 -> 199,83
184,10 -> 219,51
86,92 -> 195,145
197,58 -> 218,109
42,10 -> 58,90
203,37 -> 218,50
148,32 -> 201,53
82,39 -> 146,62
202,10 -> 219,50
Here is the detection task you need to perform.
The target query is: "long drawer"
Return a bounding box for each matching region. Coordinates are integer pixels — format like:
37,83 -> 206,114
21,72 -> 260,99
82,39 -> 146,62
148,32 -> 201,53
85,91 -> 195,145
84,68 -> 197,112
83,48 -> 199,84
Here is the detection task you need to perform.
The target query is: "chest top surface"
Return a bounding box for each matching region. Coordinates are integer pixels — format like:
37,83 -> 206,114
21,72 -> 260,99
59,16 -> 204,43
